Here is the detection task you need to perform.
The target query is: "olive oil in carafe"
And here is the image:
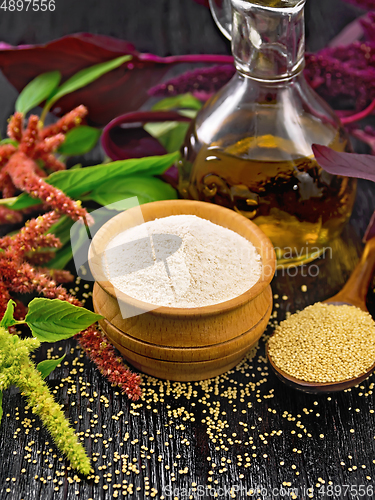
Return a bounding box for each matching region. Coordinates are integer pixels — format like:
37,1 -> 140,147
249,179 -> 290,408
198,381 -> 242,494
179,0 -> 358,267
178,126 -> 357,267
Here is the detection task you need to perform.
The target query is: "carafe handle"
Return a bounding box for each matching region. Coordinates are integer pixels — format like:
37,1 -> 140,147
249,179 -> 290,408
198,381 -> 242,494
208,0 -> 232,40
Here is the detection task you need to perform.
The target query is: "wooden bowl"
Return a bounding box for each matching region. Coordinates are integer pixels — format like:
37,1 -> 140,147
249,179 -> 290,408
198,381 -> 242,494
89,200 -> 276,381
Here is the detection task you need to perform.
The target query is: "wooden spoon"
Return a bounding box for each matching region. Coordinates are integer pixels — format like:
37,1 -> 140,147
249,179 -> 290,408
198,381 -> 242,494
267,237 -> 375,393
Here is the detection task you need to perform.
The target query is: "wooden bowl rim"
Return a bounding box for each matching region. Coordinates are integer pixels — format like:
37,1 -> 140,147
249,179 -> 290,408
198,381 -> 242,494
89,200 -> 276,318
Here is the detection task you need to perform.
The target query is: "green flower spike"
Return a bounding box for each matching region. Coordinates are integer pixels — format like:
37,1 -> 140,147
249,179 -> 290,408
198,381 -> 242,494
0,298 -> 103,476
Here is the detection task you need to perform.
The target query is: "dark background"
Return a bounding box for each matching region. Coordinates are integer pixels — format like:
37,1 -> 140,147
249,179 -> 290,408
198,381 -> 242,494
2,2 -> 375,500
0,0 -> 360,51
0,0 -> 365,129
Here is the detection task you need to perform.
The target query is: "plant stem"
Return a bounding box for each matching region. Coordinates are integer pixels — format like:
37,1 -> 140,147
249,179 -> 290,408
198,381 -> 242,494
341,98 -> 375,125
39,103 -> 52,127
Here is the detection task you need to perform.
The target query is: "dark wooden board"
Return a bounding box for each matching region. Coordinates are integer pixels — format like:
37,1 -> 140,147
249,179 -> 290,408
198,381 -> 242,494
2,202 -> 375,500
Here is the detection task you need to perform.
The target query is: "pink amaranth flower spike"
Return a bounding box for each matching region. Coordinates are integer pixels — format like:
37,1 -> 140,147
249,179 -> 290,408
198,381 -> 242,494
149,64 -> 236,99
0,209 -> 141,399
0,205 -> 23,224
0,107 -> 93,224
40,105 -> 88,139
304,42 -> 375,112
7,112 -> 23,142
342,0 -> 375,9
75,325 -> 142,400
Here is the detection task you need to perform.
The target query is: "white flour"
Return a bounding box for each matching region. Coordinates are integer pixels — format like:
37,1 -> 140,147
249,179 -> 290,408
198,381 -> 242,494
104,214 -> 262,308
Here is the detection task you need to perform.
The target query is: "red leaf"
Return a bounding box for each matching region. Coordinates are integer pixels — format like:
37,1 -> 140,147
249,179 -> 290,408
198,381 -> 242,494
101,111 -> 191,189
0,33 -> 233,127
313,144 -> 375,242
0,34 -> 164,127
312,144 -> 375,183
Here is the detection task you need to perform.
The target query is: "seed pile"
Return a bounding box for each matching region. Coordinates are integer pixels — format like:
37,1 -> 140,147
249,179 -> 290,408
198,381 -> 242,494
3,286 -> 375,499
267,303 -> 375,383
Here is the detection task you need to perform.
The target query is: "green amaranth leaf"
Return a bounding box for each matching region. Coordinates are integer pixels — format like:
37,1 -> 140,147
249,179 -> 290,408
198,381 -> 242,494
0,196 -> 19,207
152,93 -> 203,111
156,122 -> 190,154
25,298 -> 103,342
145,107 -> 196,154
49,203 -> 134,270
1,195 -> 35,211
46,55 -> 132,109
87,175 -> 178,206
0,138 -> 18,146
58,126 -> 101,156
47,151 -> 180,198
0,300 -> 22,329
6,152 -> 179,211
48,215 -> 74,246
37,354 -> 66,379
16,71 -> 61,115
45,244 -> 73,270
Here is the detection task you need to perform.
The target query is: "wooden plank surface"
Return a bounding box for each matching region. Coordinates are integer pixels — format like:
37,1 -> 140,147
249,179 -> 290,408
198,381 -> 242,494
1,205 -> 375,500
1,1 -> 375,499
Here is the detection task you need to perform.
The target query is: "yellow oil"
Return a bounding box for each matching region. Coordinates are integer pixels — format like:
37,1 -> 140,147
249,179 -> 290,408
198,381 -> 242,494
178,131 -> 357,267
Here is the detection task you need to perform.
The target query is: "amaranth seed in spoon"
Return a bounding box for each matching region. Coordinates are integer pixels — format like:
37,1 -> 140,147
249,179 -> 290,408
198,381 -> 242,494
267,302 -> 375,383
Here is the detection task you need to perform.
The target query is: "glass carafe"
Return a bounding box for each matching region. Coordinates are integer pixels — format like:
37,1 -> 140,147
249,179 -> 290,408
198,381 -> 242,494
178,0 -> 357,267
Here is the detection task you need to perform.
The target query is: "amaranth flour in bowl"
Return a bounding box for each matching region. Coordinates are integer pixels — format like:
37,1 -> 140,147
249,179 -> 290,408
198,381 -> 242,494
103,214 -> 262,308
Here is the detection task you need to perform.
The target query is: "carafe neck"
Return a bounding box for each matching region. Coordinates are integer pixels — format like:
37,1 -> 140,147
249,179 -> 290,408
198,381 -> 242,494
231,0 -> 306,81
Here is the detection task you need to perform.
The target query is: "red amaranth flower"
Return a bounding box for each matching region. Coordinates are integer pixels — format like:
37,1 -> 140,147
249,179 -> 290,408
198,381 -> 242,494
0,143 -> 17,167
25,251 -> 61,266
40,105 -> 88,139
0,172 -> 16,198
7,111 -> 23,142
75,326 -> 142,400
0,211 -> 63,314
0,209 -> 141,399
9,211 -> 61,255
0,205 -> 23,224
304,42 -> 375,111
0,106 -> 93,224
149,64 -> 236,99
41,268 -> 75,283
5,152 -> 90,222
341,0 -> 375,8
